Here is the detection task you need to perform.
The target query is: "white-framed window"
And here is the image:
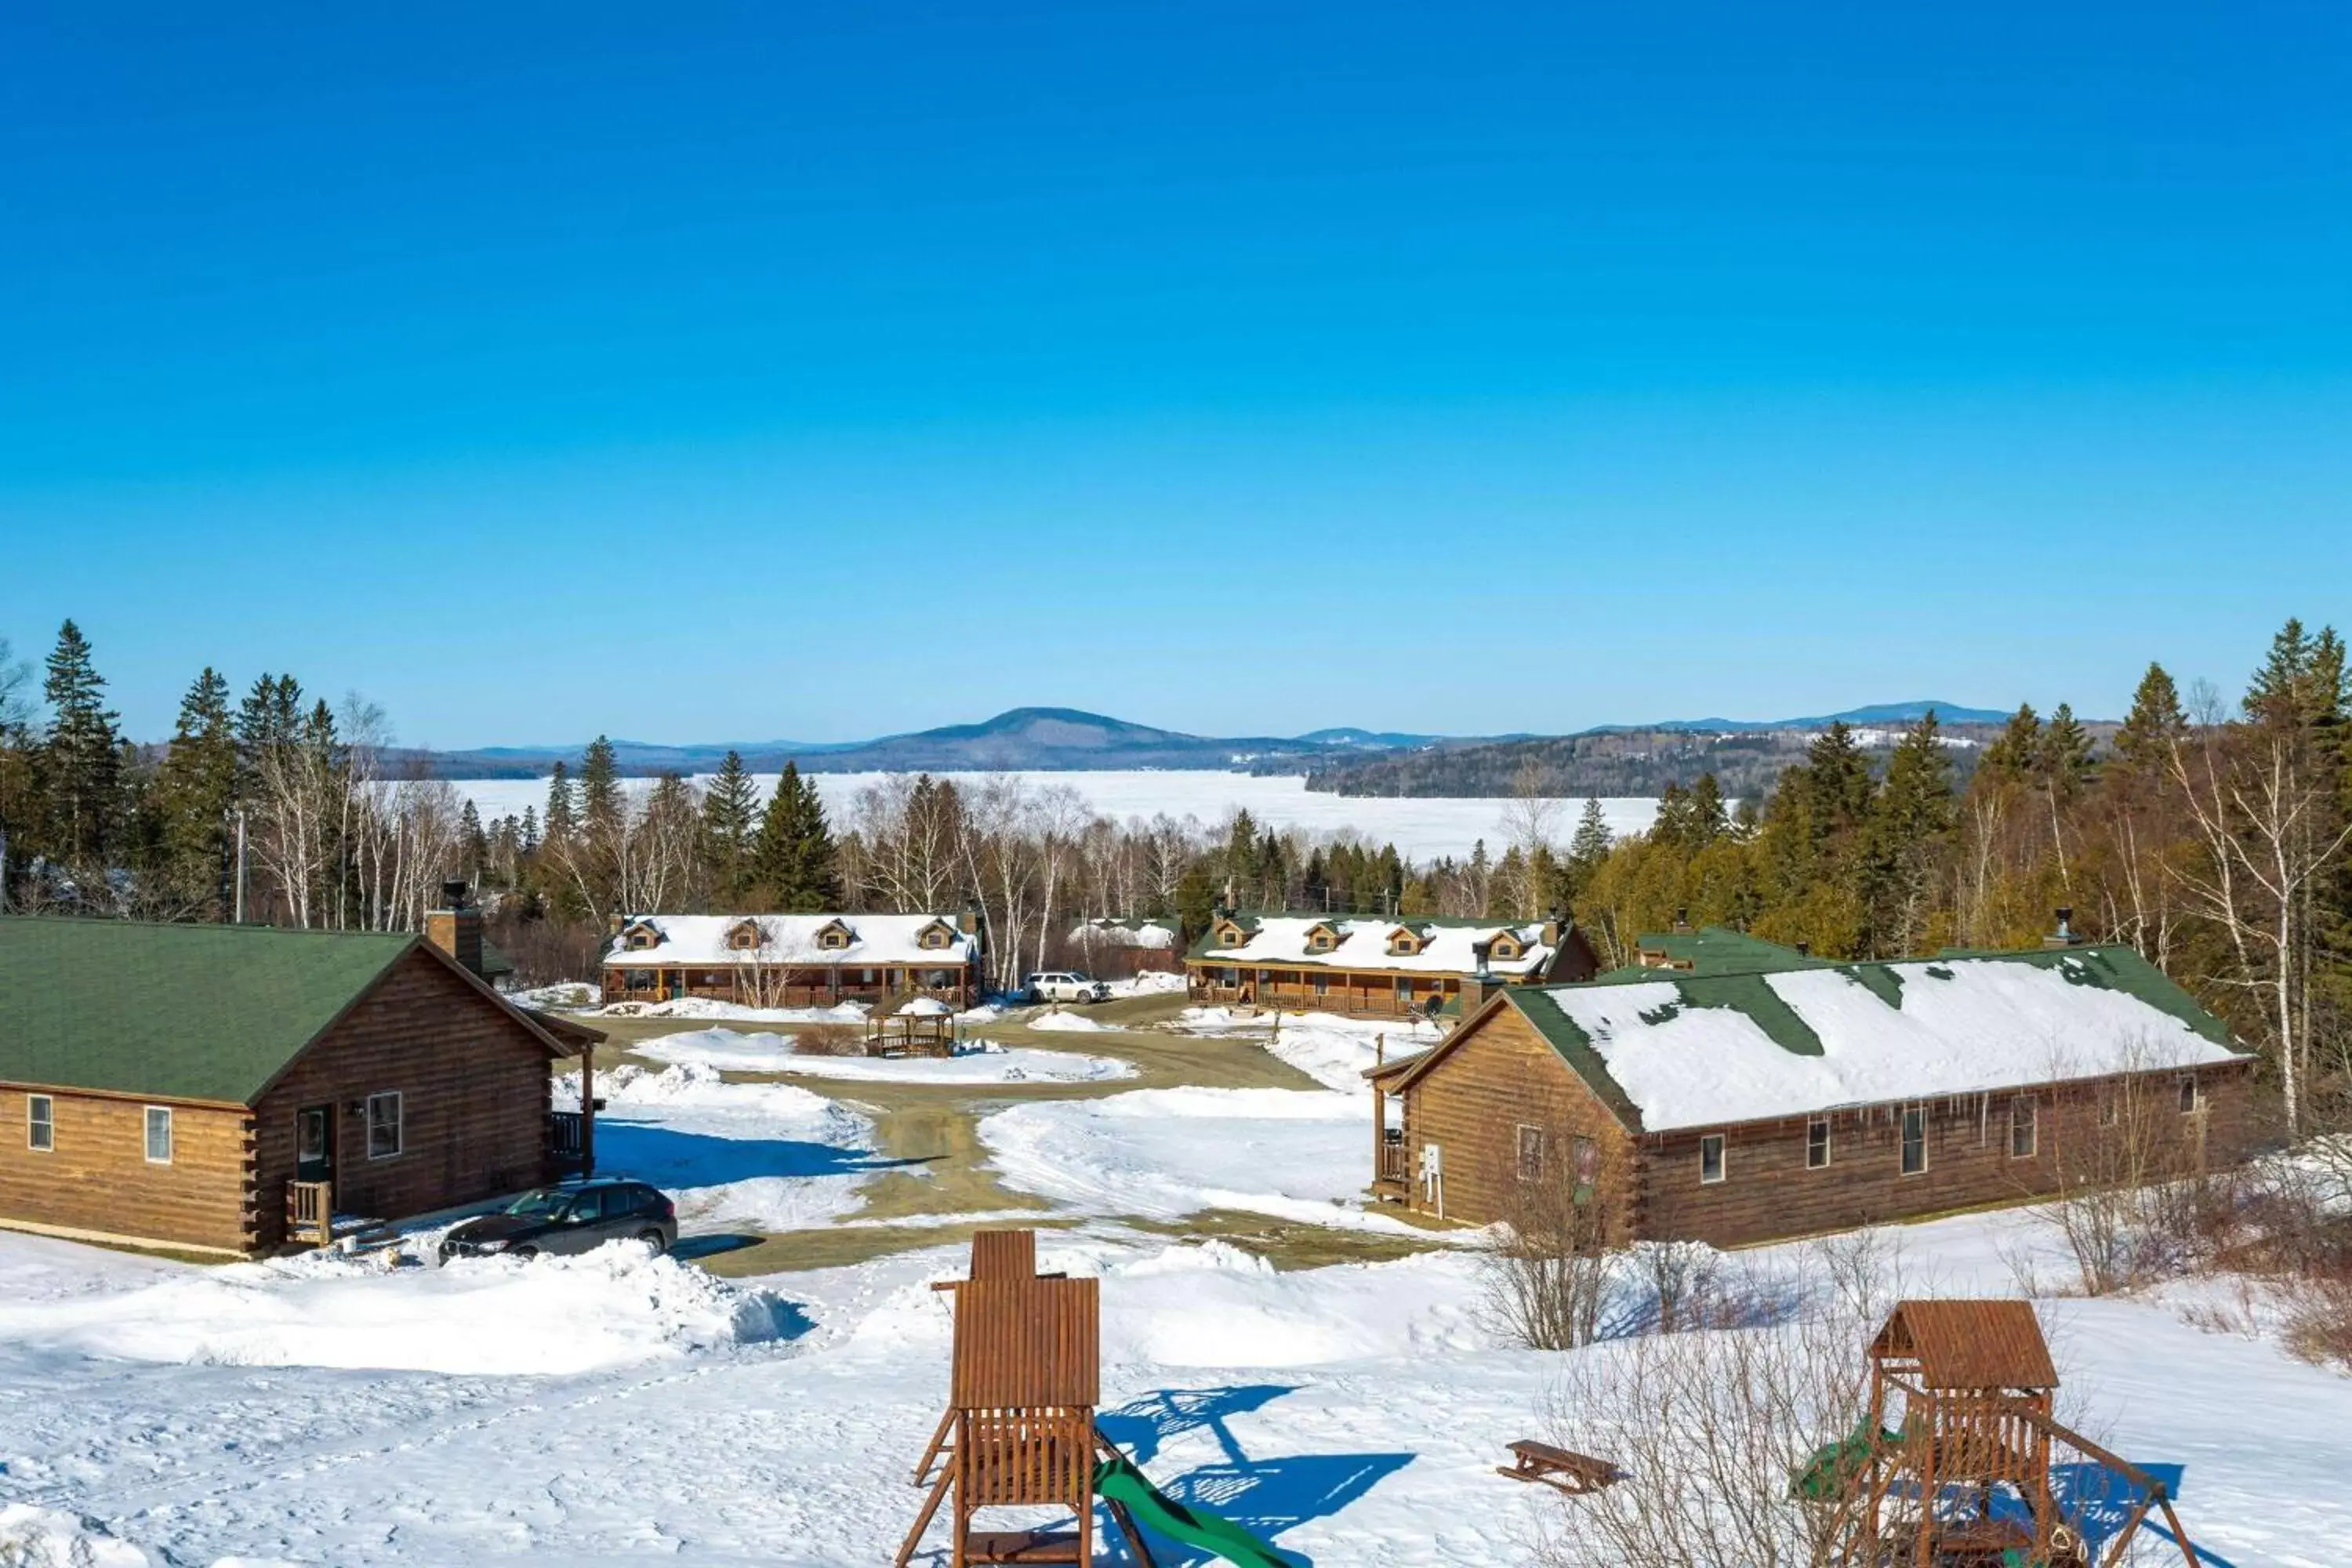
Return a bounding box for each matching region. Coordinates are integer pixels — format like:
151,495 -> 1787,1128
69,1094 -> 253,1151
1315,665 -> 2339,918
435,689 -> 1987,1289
27,1094 -> 54,1152
366,1091 -> 404,1160
1515,1124 -> 1545,1183
1900,1105 -> 1928,1175
1699,1134 -> 1726,1185
2009,1097 -> 2038,1159
1806,1116 -> 1831,1170
143,1105 -> 173,1165
2179,1075 -> 2202,1116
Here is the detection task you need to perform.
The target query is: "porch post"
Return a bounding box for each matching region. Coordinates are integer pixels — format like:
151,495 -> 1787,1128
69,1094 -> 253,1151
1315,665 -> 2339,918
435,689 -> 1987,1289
580,1044 -> 597,1177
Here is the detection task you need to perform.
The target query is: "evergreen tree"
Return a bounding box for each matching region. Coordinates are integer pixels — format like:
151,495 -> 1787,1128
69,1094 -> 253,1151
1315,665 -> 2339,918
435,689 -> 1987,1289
1863,713 -> 1955,956
1688,772 -> 1728,848
1651,780 -> 1696,853
151,666 -> 238,914
1565,797 -> 1613,895
578,736 -> 622,843
1174,862 -> 1218,943
1981,703 -> 2043,779
2114,662 -> 2186,772
1802,723 -> 1873,842
700,750 -> 758,902
458,799 -> 488,884
1221,809 -> 1260,906
750,761 -> 841,912
543,760 -> 576,844
39,619 -> 122,871
2039,702 -> 2096,793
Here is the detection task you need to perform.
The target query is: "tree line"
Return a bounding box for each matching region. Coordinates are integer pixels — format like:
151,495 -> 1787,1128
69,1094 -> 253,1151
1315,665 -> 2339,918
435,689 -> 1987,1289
1559,619 -> 2351,1136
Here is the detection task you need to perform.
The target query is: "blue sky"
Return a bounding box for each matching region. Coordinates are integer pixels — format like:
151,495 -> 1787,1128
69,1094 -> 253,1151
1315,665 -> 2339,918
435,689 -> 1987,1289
3,2 -> 2347,747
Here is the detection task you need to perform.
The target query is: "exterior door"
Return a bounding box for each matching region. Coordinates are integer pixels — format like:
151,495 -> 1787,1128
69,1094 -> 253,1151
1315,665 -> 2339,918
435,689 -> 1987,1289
296,1105 -> 335,1184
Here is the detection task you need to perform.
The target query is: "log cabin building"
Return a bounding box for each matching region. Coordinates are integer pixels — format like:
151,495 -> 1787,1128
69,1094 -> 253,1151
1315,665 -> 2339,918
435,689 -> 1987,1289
601,912 -> 984,1009
0,896 -> 599,1257
1367,935 -> 2252,1247
1184,909 -> 1600,1018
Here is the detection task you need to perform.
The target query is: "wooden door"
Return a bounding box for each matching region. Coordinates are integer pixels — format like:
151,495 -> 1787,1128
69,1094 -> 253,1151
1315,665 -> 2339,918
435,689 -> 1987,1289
296,1104 -> 335,1184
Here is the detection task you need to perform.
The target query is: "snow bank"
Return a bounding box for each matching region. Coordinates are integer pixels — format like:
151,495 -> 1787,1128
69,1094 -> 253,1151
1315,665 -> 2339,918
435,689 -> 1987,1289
898,995 -> 953,1015
0,1243 -> 792,1375
0,1504 -> 150,1566
505,980 -> 599,1010
630,1028 -> 1136,1084
1100,1242 -> 1486,1367
1175,1007 -> 1443,1091
561,1062 -> 881,1232
1107,971 -> 1187,997
1026,1009 -> 1110,1032
979,1087 -> 1420,1232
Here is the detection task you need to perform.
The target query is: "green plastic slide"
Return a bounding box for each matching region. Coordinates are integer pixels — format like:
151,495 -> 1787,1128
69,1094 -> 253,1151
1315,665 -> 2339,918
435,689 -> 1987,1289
1790,1421 -> 1902,1501
1094,1453 -> 1293,1568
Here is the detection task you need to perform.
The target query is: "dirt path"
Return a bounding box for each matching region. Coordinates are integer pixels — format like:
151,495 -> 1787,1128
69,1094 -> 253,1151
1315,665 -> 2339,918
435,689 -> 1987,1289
569,996 -> 1444,1275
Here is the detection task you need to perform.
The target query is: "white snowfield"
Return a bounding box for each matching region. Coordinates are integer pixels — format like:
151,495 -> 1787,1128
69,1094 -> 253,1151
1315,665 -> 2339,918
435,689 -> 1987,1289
559,1062 -> 887,1232
634,1027 -> 1137,1085
597,995 -> 871,1023
4,1211 -> 2351,1565
1175,1006 -> 1444,1091
449,769 -> 1662,862
1537,956 -> 2246,1132
1204,913 -> 1558,976
980,1087 -> 1428,1234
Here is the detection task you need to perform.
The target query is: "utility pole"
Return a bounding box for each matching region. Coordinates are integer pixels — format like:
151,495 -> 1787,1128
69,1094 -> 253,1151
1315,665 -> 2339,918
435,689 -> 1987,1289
233,807 -> 248,924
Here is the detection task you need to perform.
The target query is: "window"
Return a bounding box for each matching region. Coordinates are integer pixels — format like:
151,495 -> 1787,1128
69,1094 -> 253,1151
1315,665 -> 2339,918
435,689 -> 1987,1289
1699,1134 -> 1726,1185
1516,1125 -> 1545,1183
2009,1098 -> 2038,1159
1900,1106 -> 1927,1175
1573,1136 -> 1599,1185
2179,1076 -> 2202,1116
1806,1116 -> 1831,1170
27,1094 -> 54,1152
143,1105 -> 173,1165
366,1092 -> 403,1160
1312,971 -> 1329,995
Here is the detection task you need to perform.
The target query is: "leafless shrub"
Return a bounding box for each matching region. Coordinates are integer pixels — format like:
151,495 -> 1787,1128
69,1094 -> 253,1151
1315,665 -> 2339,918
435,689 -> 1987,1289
1479,1149 -> 1617,1351
2284,1278 -> 2352,1373
0,1524 -> 99,1568
1809,1226 -> 1911,1327
1535,1259 -> 1875,1568
1628,1239 -> 1725,1334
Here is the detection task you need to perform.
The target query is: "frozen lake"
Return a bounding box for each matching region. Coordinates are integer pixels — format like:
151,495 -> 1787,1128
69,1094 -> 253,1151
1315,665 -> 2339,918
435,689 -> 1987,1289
446,769 -> 1657,862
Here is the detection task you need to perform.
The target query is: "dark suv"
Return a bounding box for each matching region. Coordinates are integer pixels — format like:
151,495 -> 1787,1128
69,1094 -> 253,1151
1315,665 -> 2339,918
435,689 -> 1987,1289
438,1179 -> 677,1263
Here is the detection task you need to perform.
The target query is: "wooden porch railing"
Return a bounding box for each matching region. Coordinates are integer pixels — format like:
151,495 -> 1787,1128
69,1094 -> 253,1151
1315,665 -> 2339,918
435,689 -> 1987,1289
548,1109 -> 586,1163
287,1180 -> 332,1247
1377,1138 -> 1412,1186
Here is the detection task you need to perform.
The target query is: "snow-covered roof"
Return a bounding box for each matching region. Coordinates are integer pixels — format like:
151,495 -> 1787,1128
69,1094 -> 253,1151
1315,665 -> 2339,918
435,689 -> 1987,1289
601,914 -> 977,969
1509,946 -> 2242,1133
1067,917 -> 1177,949
1191,914 -> 1555,977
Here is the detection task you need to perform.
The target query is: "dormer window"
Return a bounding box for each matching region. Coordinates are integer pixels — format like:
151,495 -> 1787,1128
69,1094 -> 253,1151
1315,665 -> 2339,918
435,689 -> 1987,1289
1305,924 -> 1338,953
624,926 -> 658,951
1490,938 -> 1520,961
725,920 -> 764,951
1386,927 -> 1421,957
817,919 -> 855,952
1217,921 -> 1246,948
920,924 -> 952,950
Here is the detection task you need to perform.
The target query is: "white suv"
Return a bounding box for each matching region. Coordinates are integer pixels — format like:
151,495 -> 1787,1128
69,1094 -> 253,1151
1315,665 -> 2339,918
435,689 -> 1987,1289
1027,971 -> 1109,1004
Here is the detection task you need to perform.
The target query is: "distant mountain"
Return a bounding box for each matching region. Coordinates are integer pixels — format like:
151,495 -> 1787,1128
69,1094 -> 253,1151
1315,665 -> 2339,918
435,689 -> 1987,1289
1639,701 -> 2013,732
402,702 -> 2027,781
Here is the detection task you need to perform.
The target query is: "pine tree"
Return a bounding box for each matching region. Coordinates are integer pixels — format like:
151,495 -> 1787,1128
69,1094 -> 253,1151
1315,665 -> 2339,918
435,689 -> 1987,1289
578,736 -> 622,843
1221,810 -> 1260,906
1688,773 -> 1728,848
1863,713 -> 1955,956
543,761 -> 576,844
1565,797 -> 1613,895
2039,702 -> 2096,793
151,666 -> 238,914
2114,662 -> 2186,773
1981,703 -> 2043,779
750,761 -> 841,912
458,799 -> 488,884
700,750 -> 758,902
39,619 -> 122,871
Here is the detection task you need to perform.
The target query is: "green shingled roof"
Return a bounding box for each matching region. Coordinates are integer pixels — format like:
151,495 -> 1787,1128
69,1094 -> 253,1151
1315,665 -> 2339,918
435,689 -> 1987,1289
1628,926 -> 1828,974
0,917 -> 420,1104
1497,942 -> 2238,1134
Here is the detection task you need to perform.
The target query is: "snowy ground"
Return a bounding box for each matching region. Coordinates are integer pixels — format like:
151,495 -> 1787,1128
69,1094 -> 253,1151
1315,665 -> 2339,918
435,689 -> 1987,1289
5,1210 -> 2352,1566
559,1063 -> 889,1232
980,1087 -> 1428,1235
634,1026 -> 1136,1085
448,770 -> 1661,863
1172,1007 -> 1445,1091
6,986 -> 2351,1565
593,996 -> 872,1024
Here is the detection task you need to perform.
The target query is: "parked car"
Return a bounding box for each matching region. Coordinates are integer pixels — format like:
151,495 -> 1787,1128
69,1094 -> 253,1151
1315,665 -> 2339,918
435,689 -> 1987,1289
438,1178 -> 677,1262
1025,971 -> 1110,1004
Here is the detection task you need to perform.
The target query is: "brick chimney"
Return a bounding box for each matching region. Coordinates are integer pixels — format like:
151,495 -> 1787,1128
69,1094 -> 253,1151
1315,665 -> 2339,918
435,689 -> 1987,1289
425,879 -> 485,978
